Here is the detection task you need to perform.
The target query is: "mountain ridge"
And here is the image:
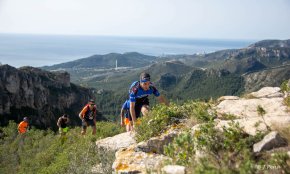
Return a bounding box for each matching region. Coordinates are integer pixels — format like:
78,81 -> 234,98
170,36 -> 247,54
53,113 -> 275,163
42,52 -> 156,70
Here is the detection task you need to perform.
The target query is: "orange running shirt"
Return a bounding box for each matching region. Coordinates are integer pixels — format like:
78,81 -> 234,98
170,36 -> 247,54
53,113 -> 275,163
18,121 -> 28,134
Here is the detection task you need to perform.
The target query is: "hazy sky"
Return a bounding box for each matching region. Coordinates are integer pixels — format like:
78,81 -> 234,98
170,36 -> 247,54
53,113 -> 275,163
0,0 -> 289,39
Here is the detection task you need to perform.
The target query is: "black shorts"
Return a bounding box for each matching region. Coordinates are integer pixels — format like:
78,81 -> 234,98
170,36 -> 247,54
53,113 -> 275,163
125,110 -> 132,121
82,119 -> 96,129
135,97 -> 149,118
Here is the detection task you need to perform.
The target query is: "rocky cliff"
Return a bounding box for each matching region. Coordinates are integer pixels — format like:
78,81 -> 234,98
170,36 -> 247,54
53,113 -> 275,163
243,65 -> 290,92
0,64 -> 94,129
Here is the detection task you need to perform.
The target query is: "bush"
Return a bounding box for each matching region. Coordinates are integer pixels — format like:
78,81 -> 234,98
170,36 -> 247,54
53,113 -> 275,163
180,101 -> 216,123
164,121 -> 268,174
280,80 -> 290,93
135,101 -> 216,142
164,131 -> 195,166
0,121 -> 124,174
135,103 -> 184,142
284,96 -> 290,109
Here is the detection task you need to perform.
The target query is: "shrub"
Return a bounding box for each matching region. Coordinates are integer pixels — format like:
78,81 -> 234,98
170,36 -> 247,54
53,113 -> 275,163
256,105 -> 271,131
268,152 -> 290,172
0,121 -> 124,174
135,103 -> 184,142
180,101 -> 216,123
280,80 -> 290,93
284,96 -> 290,109
219,113 -> 238,120
164,131 -> 195,166
135,101 -> 216,142
164,121 -> 267,173
257,105 -> 266,116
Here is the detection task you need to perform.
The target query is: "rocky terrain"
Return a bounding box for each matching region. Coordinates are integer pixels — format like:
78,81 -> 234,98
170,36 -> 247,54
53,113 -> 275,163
0,64 -> 95,129
95,83 -> 290,173
243,64 -> 290,92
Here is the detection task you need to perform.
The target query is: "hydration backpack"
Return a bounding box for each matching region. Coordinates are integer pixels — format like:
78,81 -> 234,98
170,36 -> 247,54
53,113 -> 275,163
128,81 -> 140,95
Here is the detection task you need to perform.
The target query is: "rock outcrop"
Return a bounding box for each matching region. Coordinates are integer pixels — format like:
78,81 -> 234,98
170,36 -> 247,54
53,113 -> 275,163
216,87 -> 290,135
162,165 -> 186,174
94,124 -> 185,173
243,65 -> 290,92
0,64 -> 94,129
93,86 -> 290,173
253,131 -> 287,153
112,146 -> 170,173
96,132 -> 136,151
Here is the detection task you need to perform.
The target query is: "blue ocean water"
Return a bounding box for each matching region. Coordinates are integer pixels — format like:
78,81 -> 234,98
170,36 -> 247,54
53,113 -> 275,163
0,34 -> 254,67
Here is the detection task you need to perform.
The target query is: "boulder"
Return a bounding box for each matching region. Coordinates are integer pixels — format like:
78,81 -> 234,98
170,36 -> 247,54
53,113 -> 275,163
110,124 -> 189,173
93,132 -> 137,174
217,96 -> 240,102
253,131 -> 287,153
135,130 -> 179,154
96,132 -> 136,151
112,146 -> 171,174
215,116 -> 290,136
216,98 -> 288,119
249,87 -> 283,98
162,165 -> 186,174
216,87 -> 290,135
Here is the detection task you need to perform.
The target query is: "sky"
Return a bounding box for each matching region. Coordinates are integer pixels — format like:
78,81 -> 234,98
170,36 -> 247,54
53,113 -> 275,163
0,0 -> 290,40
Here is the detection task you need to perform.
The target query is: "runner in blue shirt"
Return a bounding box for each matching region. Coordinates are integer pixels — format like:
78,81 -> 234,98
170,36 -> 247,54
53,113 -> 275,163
129,72 -> 168,127
120,100 -> 132,132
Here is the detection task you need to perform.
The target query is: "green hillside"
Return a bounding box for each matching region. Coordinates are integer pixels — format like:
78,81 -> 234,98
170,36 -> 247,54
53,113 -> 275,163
42,52 -> 156,70
39,39 -> 290,119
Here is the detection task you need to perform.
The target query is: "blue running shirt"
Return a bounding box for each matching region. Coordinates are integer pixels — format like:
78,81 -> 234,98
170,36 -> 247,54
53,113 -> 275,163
129,81 -> 160,102
122,100 -> 130,110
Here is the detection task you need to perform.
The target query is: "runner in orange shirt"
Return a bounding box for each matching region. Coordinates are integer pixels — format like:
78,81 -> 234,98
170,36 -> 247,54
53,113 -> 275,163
18,117 -> 29,134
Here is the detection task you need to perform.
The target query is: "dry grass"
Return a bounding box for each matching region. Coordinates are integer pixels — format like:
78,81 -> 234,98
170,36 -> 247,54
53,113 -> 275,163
284,96 -> 290,110
271,124 -> 290,143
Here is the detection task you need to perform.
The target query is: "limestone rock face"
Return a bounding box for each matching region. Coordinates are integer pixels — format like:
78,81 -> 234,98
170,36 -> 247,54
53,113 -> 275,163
112,146 -> 170,174
253,131 -> 287,153
94,132 -> 137,174
135,129 -> 179,154
249,87 -> 283,98
96,132 -> 136,151
216,87 -> 290,135
0,65 -> 94,129
215,116 -> 290,136
95,131 -> 173,174
111,123 -> 188,173
217,97 -> 288,118
217,96 -> 240,102
161,165 -> 186,174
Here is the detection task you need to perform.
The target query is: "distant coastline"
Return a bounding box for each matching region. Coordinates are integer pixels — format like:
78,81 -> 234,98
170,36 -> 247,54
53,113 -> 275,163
0,33 -> 255,67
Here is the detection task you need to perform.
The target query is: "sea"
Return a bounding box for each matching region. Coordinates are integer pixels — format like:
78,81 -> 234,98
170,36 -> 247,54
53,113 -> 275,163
0,34 -> 255,68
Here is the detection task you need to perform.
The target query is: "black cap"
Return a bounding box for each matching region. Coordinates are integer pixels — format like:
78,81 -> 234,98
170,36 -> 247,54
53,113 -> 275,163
63,114 -> 68,118
140,72 -> 150,82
